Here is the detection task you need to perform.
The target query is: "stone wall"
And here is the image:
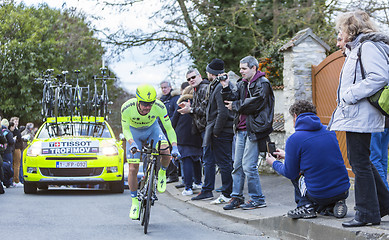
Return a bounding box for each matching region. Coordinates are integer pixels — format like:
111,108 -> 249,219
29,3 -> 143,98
281,31 -> 328,138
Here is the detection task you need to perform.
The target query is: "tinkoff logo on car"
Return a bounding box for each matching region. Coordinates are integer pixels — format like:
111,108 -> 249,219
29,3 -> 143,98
23,116 -> 125,194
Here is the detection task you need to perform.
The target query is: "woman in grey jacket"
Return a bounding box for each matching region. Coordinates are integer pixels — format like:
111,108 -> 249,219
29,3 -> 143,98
328,10 -> 389,228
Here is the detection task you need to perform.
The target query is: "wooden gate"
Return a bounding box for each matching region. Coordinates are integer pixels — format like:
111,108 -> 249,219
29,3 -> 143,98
311,50 -> 354,177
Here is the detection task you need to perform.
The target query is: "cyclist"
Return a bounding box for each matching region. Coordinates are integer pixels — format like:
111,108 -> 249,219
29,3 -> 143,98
121,84 -> 180,220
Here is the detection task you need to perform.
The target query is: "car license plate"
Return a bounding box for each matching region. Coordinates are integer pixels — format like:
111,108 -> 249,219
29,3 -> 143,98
56,161 -> 87,168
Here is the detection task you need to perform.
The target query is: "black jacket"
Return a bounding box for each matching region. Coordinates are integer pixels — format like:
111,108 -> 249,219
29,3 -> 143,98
203,80 -> 234,146
12,127 -> 22,150
221,73 -> 274,141
1,127 -> 14,155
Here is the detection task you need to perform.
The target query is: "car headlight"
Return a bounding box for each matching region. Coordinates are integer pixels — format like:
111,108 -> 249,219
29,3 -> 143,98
100,140 -> 118,156
102,146 -> 118,156
27,142 -> 42,157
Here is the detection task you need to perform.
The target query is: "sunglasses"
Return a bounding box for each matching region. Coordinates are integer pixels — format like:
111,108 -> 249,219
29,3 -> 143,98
187,75 -> 197,81
139,101 -> 155,107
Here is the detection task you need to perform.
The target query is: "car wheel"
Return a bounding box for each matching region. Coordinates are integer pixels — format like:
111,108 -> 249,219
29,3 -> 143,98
110,177 -> 124,193
24,182 -> 37,194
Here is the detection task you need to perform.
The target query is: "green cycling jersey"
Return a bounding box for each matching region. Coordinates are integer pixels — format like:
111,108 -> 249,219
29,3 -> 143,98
121,98 -> 177,144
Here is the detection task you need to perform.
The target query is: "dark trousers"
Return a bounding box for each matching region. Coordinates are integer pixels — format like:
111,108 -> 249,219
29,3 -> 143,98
182,156 -> 202,190
291,178 -> 348,211
2,161 -> 13,187
346,132 -> 389,223
202,131 -> 233,198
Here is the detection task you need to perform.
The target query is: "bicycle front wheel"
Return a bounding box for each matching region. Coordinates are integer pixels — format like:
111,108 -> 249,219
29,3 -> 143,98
143,162 -> 155,234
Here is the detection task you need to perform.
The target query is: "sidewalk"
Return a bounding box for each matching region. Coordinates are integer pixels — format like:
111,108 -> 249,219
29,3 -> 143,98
165,174 -> 389,240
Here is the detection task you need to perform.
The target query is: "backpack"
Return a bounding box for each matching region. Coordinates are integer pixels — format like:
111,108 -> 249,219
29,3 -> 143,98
357,40 -> 389,117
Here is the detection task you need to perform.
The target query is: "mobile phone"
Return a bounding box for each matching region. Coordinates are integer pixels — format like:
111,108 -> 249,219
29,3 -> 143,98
266,141 -> 276,157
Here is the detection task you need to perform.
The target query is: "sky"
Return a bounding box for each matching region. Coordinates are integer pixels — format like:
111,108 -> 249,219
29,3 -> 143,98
17,0 -> 190,94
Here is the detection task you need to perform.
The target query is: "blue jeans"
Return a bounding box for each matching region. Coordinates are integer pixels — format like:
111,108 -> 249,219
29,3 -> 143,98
231,130 -> 265,203
370,128 -> 389,190
182,156 -> 202,190
202,131 -> 233,198
346,132 -> 389,223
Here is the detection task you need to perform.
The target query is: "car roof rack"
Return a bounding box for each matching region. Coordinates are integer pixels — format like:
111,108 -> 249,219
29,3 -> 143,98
46,116 -> 105,124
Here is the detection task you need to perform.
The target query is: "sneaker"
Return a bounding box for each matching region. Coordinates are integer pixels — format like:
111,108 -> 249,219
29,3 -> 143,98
287,204 -> 317,219
333,200 -> 347,218
215,186 -> 223,192
210,194 -> 231,205
191,191 -> 213,200
192,183 -> 202,190
240,200 -> 267,210
7,182 -> 16,188
15,182 -> 24,188
223,197 -> 245,210
129,198 -> 140,220
182,188 -> 193,196
157,169 -> 167,193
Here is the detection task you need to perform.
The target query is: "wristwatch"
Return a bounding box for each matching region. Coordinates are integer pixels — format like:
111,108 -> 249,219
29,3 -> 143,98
189,107 -> 194,114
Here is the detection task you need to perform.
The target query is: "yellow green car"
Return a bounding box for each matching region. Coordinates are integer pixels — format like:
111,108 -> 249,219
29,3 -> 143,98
23,116 -> 125,194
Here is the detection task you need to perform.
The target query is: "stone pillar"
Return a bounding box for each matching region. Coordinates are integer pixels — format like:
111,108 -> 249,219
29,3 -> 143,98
279,28 -> 330,138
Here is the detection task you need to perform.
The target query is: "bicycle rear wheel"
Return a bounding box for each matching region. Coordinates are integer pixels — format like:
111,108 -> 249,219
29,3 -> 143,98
54,87 -> 59,118
41,85 -> 47,117
143,161 -> 155,234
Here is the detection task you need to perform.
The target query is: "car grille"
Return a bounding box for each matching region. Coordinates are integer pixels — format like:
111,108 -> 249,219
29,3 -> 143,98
40,168 -> 104,177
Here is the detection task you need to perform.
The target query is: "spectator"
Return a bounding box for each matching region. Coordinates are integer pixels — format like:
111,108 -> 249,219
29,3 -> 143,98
159,80 -> 180,183
328,10 -> 389,227
20,122 -> 35,184
171,83 -> 203,196
220,56 -> 274,210
178,68 -> 209,192
10,117 -> 23,187
178,68 -> 209,136
266,100 -> 350,219
1,119 -> 15,188
21,122 -> 35,149
190,58 -> 234,203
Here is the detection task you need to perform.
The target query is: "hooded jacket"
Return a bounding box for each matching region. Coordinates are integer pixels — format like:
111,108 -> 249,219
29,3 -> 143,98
221,71 -> 274,141
328,32 -> 389,133
273,112 -> 350,199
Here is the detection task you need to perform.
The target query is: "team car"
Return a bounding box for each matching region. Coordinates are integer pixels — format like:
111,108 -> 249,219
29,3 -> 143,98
23,116 -> 125,194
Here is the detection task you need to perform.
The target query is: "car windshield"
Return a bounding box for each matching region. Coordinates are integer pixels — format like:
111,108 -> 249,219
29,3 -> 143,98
37,122 -> 112,139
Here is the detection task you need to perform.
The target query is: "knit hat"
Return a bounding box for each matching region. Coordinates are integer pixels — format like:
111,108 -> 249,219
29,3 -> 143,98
206,58 -> 225,75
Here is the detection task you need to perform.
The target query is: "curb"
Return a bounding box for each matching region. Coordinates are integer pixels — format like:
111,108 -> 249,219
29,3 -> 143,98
165,184 -> 389,240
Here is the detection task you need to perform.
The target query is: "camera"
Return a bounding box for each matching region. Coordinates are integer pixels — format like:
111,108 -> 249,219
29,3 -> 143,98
216,74 -> 228,81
